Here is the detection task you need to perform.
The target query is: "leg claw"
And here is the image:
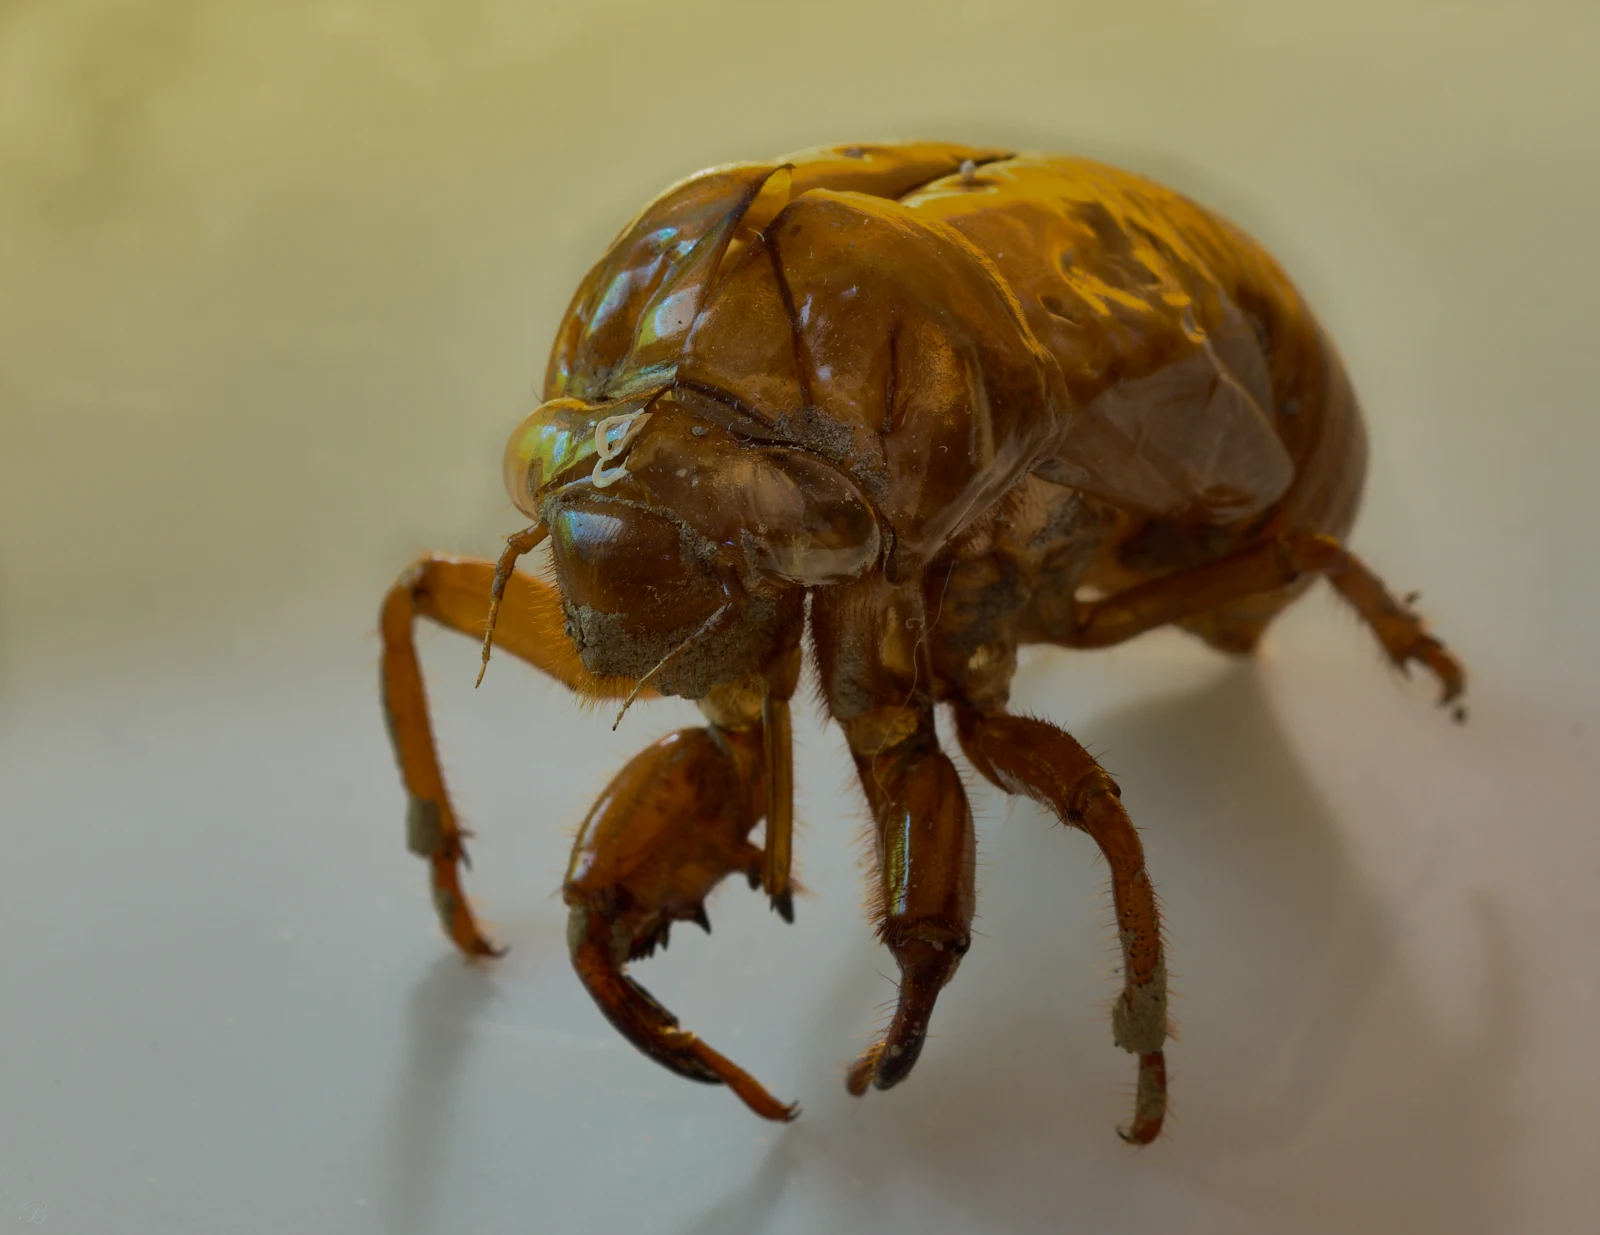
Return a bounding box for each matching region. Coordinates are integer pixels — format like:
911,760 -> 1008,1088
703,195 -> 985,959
1402,632 -> 1466,708
1116,1051 -> 1167,1146
569,907 -> 797,1122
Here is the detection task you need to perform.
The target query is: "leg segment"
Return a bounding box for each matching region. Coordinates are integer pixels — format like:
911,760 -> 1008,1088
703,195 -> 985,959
1060,532 -> 1465,706
379,555 -> 647,956
698,661 -> 803,923
761,688 -> 797,922
810,574 -> 976,1097
956,706 -> 1169,1144
844,736 -> 975,1094
563,723 -> 797,1121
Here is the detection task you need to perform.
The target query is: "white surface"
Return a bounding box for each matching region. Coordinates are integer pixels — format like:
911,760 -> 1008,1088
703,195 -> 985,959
2,3 -> 1598,1233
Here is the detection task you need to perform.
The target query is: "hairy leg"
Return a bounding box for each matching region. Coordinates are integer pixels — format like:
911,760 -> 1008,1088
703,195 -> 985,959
379,554 -> 646,955
956,705 -> 1169,1144
811,574 -> 977,1097
844,733 -> 975,1094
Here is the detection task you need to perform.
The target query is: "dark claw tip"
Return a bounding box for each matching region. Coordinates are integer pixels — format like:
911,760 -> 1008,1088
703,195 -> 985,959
691,906 -> 712,933
772,890 -> 795,924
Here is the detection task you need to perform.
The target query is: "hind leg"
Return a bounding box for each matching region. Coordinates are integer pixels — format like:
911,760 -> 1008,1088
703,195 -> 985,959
1178,581 -> 1308,655
1054,533 -> 1465,708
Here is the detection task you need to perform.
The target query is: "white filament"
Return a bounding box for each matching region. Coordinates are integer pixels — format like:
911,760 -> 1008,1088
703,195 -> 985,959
590,409 -> 653,489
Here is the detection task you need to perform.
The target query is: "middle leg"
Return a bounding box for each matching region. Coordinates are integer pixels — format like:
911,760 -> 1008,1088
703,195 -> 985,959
844,728 -> 976,1093
812,576 -> 977,1096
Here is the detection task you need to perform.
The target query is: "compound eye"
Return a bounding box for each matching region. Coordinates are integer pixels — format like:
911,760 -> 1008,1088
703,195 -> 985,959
547,497 -> 720,633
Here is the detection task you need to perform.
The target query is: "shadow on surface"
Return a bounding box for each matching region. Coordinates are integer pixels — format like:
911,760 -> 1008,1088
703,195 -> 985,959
670,1141 -> 799,1235
380,952 -> 502,1235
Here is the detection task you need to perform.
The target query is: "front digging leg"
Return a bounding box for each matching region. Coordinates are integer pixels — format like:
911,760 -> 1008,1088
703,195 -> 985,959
563,721 -> 798,1122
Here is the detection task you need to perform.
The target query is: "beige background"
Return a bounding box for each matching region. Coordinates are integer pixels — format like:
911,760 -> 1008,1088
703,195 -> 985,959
2,2 -> 1597,1232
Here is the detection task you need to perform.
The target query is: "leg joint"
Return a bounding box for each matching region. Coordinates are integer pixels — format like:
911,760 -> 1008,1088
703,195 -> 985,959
1277,531 -> 1343,578
393,559 -> 431,600
841,703 -> 936,761
1067,768 -> 1122,820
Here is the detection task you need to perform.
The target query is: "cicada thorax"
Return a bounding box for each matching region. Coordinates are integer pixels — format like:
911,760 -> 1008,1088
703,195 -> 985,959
674,189 -> 1071,578
542,141 -> 1014,407
535,140 -> 1061,581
